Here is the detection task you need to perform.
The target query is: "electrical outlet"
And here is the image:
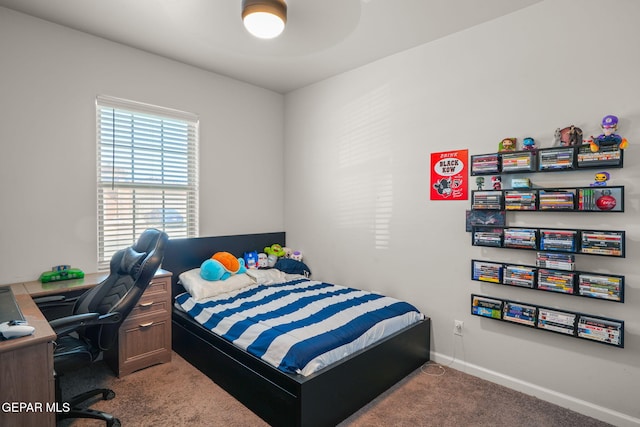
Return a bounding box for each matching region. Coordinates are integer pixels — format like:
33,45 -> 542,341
454,320 -> 464,336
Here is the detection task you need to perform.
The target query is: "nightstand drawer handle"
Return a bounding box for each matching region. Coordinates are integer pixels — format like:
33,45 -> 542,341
139,301 -> 153,307
139,321 -> 154,328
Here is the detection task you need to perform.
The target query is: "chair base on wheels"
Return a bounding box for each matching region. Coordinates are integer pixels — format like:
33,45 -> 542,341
56,374 -> 121,427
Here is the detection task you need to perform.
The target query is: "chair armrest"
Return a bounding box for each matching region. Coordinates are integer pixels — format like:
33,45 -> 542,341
33,295 -> 67,304
50,312 -> 122,337
33,295 -> 79,322
33,295 -> 78,311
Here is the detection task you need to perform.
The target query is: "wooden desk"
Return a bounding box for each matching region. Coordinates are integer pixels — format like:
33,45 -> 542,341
0,284 -> 56,427
22,269 -> 173,377
0,269 -> 173,426
22,272 -> 109,298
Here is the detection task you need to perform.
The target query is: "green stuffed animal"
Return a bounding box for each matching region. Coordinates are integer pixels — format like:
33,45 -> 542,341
264,244 -> 285,258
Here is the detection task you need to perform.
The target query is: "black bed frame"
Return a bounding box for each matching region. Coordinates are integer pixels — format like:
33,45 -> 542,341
163,232 -> 430,427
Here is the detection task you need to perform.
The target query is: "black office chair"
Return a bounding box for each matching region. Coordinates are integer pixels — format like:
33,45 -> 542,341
41,229 -> 168,427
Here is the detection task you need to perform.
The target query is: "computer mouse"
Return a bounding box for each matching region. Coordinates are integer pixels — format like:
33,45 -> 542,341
0,321 -> 35,339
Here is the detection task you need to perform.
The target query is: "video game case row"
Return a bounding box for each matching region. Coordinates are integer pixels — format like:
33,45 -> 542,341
471,294 -> 624,347
471,187 -> 624,212
471,144 -> 623,176
472,226 -> 625,257
471,259 -> 624,302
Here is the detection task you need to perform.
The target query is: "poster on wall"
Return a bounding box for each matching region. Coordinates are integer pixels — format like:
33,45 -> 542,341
430,149 -> 468,201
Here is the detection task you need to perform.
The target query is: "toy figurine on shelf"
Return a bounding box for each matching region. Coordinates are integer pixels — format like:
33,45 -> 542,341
590,171 -> 610,187
553,128 -> 562,146
589,115 -> 629,152
522,137 -> 536,151
559,125 -> 583,146
491,175 -> 502,190
475,176 -> 485,190
499,138 -> 516,152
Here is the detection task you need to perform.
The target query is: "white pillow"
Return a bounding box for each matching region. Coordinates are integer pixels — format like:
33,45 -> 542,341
245,268 -> 287,285
179,268 -> 255,301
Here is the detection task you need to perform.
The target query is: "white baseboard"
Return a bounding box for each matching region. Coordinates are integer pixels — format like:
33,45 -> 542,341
431,352 -> 640,427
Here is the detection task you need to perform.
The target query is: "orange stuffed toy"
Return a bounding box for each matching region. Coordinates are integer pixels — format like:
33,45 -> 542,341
200,251 -> 246,281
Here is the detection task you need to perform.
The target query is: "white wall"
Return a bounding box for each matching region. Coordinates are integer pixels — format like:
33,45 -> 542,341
2,1 -> 639,424
284,0 -> 640,425
0,7 -> 284,284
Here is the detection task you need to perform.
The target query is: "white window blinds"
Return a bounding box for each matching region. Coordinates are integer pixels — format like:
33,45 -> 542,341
96,95 -> 199,270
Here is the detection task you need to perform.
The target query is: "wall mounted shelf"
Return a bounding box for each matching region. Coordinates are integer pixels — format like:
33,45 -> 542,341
471,294 -> 624,347
470,144 -> 623,176
471,226 -> 625,257
471,186 -> 624,212
471,259 -> 624,302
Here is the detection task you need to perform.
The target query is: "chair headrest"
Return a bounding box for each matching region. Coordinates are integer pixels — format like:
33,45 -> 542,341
118,247 -> 148,278
134,228 -> 165,253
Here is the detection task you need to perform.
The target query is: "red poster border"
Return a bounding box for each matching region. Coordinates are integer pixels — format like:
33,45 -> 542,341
430,149 -> 469,201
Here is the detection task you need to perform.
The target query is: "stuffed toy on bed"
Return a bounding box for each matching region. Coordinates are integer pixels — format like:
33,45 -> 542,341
264,244 -> 286,258
200,251 -> 247,281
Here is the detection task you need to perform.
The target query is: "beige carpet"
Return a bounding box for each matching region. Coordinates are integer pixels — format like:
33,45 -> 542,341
59,352 -> 611,427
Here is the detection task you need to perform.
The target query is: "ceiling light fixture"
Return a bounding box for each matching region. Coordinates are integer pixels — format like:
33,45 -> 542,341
242,0 -> 287,39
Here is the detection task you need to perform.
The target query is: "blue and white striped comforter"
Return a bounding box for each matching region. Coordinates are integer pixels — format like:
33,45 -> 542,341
175,277 -> 424,376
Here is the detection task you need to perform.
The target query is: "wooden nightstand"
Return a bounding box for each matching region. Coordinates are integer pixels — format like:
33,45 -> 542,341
104,270 -> 173,377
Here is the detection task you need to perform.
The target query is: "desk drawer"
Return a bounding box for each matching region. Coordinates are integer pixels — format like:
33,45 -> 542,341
117,314 -> 171,376
104,271 -> 172,377
126,293 -> 169,322
124,274 -> 170,324
147,277 -> 170,295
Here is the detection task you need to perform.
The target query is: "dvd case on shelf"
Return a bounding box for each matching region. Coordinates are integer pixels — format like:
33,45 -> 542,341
537,308 -> 576,335
538,147 -> 575,171
471,295 -> 503,319
503,265 -> 535,288
539,229 -> 577,252
537,269 -> 576,294
503,228 -> 537,249
577,315 -> 623,347
576,144 -> 622,168
501,151 -> 534,173
578,274 -> 623,302
504,190 -> 537,211
536,252 -> 575,270
502,301 -> 537,326
471,154 -> 501,175
579,230 -> 624,257
472,260 -> 503,283
511,178 -> 531,188
472,227 -> 503,247
538,189 -> 576,210
472,190 -> 503,210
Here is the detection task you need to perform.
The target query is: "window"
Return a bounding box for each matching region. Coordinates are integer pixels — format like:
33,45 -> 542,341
96,95 -> 198,270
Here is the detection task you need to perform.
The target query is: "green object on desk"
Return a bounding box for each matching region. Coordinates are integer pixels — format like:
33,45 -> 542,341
39,268 -> 85,283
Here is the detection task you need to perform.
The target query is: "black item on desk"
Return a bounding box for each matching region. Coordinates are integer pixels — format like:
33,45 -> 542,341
0,286 -> 25,324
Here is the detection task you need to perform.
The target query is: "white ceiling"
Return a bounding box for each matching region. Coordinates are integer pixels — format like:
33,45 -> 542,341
0,0 -> 542,93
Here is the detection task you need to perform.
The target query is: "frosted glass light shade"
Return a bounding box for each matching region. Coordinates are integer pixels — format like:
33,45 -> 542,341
242,0 -> 287,39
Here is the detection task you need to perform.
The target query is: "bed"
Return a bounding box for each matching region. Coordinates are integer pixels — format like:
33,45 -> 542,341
163,232 -> 430,427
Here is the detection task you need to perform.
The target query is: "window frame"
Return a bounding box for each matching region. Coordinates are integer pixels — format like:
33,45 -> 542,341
96,95 -> 199,270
